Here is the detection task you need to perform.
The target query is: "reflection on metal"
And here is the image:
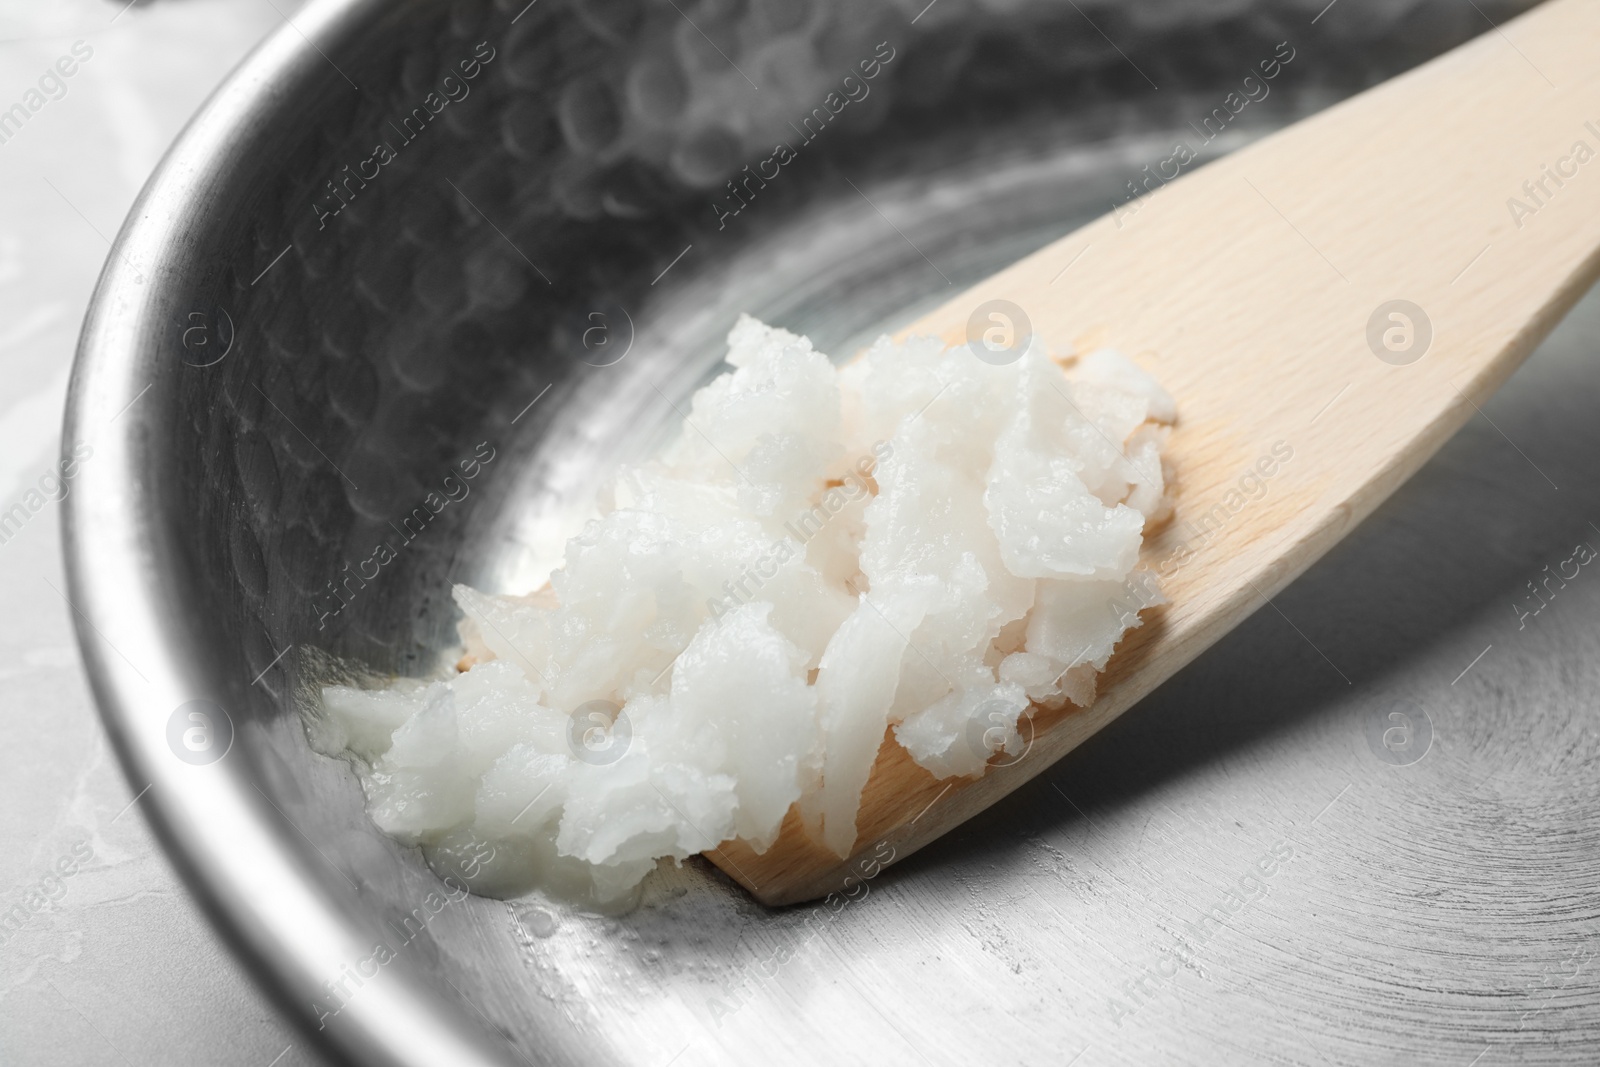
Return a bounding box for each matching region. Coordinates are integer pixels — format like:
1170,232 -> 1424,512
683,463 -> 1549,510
65,1 -> 1592,1066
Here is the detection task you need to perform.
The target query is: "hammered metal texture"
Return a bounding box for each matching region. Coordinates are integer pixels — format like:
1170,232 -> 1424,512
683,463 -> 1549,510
88,0 -> 1600,1064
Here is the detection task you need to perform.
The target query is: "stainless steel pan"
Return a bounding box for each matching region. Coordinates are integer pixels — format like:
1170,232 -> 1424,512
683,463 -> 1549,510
65,0 -> 1599,1063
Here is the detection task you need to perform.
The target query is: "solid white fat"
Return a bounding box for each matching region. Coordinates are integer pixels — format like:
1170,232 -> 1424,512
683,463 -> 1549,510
317,316 -> 1174,902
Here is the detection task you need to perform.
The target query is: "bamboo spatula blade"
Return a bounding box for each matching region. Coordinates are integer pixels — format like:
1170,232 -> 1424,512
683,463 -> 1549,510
707,0 -> 1600,906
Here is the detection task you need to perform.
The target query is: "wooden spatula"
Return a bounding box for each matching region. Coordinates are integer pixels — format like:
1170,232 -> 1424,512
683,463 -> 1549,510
705,0 -> 1600,906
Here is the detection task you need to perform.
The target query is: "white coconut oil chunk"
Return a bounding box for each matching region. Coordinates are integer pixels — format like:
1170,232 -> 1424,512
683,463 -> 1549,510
315,316 -> 1175,903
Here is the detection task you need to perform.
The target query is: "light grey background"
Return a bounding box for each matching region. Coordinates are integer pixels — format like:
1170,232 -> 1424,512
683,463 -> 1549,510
10,2 -> 1600,1065
0,2 -> 325,1064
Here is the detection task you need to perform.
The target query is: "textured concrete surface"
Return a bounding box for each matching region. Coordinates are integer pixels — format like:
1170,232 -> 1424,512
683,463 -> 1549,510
0,2 -> 327,1064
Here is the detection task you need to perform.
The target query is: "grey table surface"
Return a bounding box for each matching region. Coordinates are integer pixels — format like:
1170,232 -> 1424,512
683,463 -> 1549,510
0,2 -> 327,1064
9,2 -> 1600,1066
